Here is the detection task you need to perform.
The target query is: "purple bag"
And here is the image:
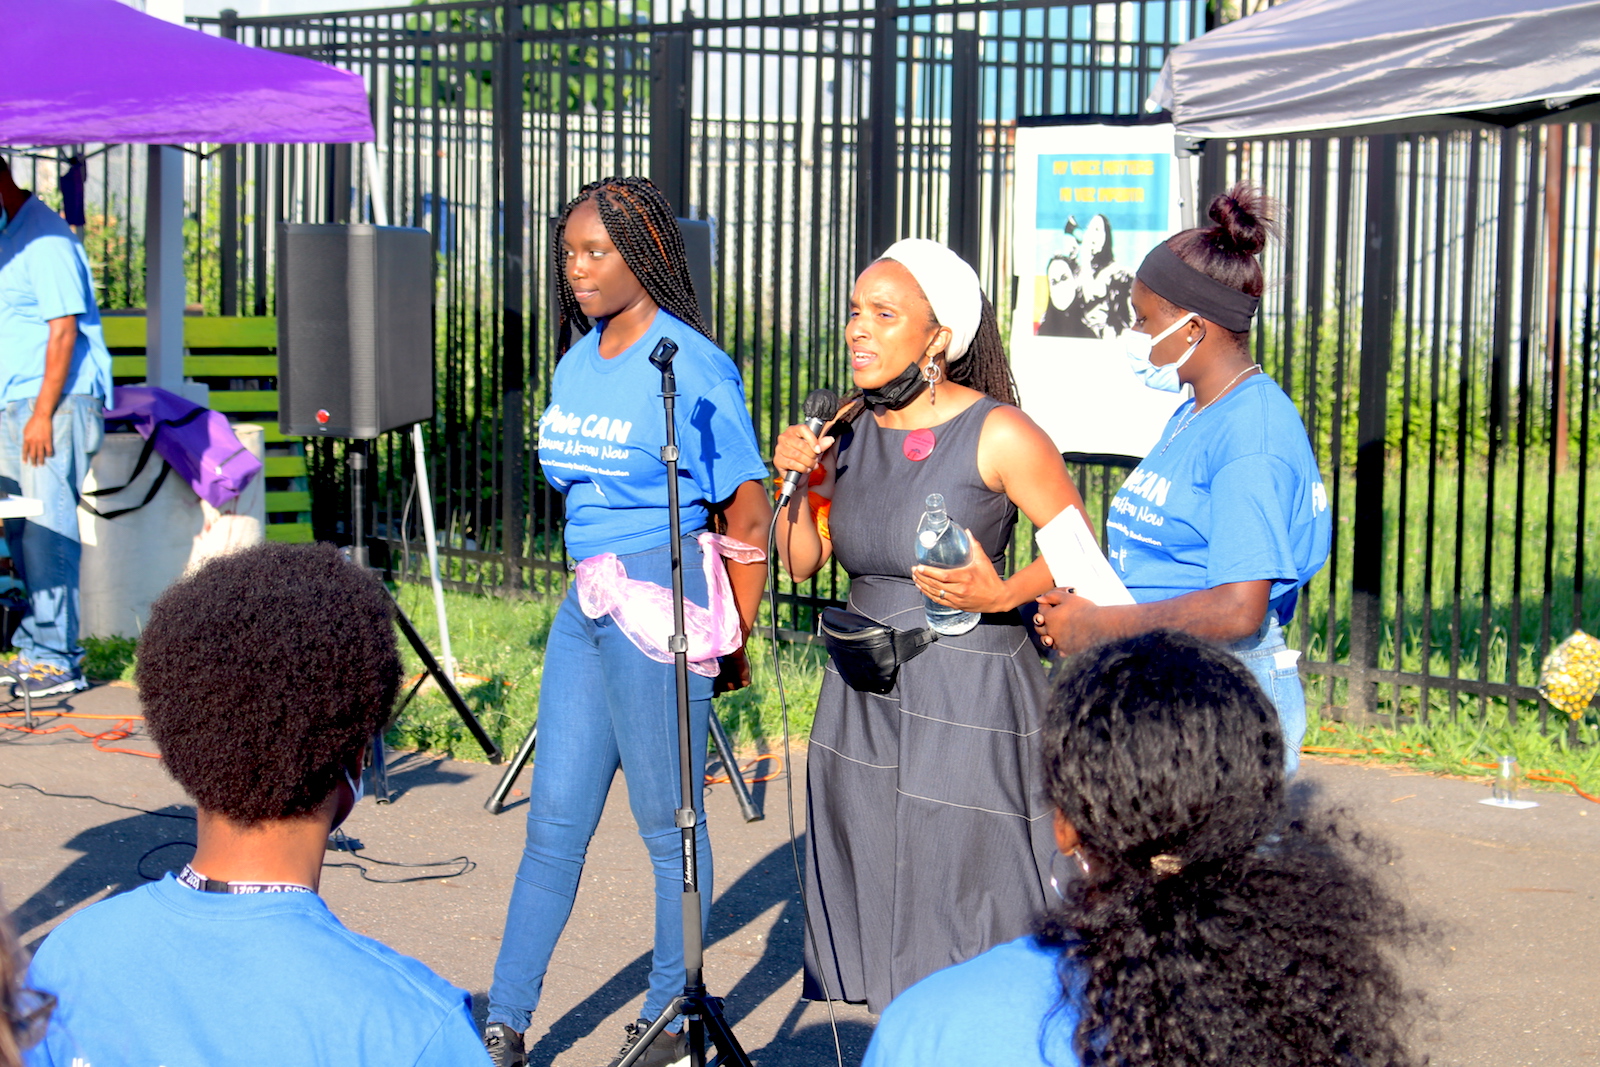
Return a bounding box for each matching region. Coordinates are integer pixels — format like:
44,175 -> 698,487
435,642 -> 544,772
87,386 -> 264,516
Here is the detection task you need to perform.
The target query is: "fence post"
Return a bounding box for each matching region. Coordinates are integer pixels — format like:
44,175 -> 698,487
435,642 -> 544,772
1489,127 -> 1519,456
947,27 -> 980,267
1349,134 -> 1398,718
650,32 -> 692,214
860,0 -> 899,266
499,0 -> 527,591
325,144 -> 352,224
219,8 -> 239,315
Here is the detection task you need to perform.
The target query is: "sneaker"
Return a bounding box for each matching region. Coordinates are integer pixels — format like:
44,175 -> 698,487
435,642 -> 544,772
0,655 -> 29,680
12,664 -> 88,698
607,1019 -> 689,1067
483,1023 -> 526,1067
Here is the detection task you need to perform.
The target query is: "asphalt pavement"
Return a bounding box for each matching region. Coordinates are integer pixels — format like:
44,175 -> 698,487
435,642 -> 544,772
2,682 -> 1596,1065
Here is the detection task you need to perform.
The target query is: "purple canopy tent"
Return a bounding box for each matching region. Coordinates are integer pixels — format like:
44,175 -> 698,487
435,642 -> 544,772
0,0 -> 373,397
0,0 -> 372,145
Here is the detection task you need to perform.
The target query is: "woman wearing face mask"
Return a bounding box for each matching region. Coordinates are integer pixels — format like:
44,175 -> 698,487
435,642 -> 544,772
772,239 -> 1085,1013
1033,184 -> 1331,773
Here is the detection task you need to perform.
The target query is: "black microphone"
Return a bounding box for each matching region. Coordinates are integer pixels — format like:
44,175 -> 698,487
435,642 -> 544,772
777,387 -> 842,509
648,338 -> 679,371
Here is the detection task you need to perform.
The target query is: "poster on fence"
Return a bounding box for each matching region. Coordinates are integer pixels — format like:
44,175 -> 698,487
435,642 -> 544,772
1010,122 -> 1187,461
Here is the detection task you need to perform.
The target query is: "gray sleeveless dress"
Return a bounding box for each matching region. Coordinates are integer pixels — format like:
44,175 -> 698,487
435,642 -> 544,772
803,395 -> 1057,1013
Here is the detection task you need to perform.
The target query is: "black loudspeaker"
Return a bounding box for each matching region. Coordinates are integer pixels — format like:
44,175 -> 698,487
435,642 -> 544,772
277,223 -> 434,439
677,217 -> 714,333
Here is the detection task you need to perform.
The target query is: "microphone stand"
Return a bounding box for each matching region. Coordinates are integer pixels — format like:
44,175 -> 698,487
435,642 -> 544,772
618,338 -> 754,1067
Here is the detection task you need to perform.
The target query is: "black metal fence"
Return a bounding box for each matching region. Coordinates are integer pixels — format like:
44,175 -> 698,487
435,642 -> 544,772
31,0 -> 1595,730
1203,129 -> 1600,726
177,0 -> 1202,597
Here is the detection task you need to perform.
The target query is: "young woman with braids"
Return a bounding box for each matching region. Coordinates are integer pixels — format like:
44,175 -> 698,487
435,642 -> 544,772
862,630 -> 1427,1067
772,239 -> 1086,1012
1034,184 -> 1331,774
484,177 -> 771,1067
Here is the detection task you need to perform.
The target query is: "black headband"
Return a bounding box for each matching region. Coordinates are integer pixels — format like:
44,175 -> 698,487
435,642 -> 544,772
1135,242 -> 1259,334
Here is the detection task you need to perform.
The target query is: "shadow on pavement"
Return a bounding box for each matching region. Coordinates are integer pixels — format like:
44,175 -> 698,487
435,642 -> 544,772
11,805 -> 195,951
518,836 -> 835,1064
374,749 -> 476,803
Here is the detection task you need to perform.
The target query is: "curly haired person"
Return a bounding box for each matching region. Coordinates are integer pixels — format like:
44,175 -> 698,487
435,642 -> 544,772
24,543 -> 488,1067
863,631 -> 1427,1067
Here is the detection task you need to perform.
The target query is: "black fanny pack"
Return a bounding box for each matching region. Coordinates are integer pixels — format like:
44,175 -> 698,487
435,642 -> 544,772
818,607 -> 937,695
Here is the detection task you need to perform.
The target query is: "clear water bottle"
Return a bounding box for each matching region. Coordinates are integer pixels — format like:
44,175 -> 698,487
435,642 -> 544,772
916,493 -> 979,636
1493,754 -> 1522,804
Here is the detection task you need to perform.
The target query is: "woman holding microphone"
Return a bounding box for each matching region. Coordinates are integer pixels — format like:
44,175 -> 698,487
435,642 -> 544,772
1033,184 -> 1331,773
772,239 -> 1084,1013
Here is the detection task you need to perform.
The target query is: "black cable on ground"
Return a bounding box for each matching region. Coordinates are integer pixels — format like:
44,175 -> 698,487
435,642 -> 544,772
325,827 -> 474,884
2,782 -> 474,887
765,510 -> 846,1067
0,781 -> 195,821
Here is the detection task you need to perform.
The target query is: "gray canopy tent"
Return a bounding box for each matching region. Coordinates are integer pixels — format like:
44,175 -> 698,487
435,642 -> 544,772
1151,0 -> 1600,140
1147,0 -> 1600,714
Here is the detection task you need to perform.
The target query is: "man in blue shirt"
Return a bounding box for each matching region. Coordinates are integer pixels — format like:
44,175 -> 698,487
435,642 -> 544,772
26,542 -> 489,1067
0,155 -> 112,696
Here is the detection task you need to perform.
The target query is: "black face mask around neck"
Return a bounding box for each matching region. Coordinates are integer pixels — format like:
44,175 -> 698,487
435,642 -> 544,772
862,358 -> 929,410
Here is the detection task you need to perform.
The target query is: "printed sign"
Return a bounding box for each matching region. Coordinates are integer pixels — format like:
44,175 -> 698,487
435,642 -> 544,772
1010,123 -> 1186,460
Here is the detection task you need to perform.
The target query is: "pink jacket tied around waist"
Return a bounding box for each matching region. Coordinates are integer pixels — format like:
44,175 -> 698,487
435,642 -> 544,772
575,532 -> 767,676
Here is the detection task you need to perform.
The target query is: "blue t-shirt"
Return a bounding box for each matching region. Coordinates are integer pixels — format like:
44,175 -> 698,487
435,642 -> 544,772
25,875 -> 487,1067
537,309 -> 768,559
1105,374 -> 1330,624
0,196 -> 113,406
863,935 -> 1081,1067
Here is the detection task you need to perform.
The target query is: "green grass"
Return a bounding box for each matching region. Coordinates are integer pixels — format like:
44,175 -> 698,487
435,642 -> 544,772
376,574 -> 1600,803
385,582 -> 826,760
387,442 -> 1600,795
1303,703 -> 1600,799
391,581 -> 1600,799
82,635 -> 138,682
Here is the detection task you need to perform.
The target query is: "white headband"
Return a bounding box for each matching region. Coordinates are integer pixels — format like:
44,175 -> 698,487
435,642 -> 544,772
877,238 -> 983,363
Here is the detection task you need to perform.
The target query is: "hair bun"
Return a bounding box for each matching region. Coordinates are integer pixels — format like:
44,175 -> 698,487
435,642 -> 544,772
1207,182 -> 1279,258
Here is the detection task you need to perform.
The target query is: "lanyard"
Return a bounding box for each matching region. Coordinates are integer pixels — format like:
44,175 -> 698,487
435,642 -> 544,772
177,864 -> 314,895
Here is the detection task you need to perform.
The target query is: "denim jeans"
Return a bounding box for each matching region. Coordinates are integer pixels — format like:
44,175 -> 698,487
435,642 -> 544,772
1227,610 -> 1307,776
0,395 -> 103,672
487,535 -> 715,1034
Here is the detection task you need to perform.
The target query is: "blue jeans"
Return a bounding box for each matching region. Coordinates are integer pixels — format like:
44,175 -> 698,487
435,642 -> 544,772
488,536 -> 715,1033
0,395 -> 103,672
1227,611 -> 1307,776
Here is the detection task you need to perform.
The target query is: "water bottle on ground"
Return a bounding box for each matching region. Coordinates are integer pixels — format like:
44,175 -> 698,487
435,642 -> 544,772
1493,754 -> 1522,804
916,493 -> 979,636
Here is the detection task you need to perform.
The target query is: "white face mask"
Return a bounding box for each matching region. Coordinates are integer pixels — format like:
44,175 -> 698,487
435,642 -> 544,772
345,765 -> 365,807
1124,312 -> 1201,393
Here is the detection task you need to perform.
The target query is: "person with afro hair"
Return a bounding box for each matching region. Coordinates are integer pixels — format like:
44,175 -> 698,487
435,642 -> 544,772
24,542 -> 489,1067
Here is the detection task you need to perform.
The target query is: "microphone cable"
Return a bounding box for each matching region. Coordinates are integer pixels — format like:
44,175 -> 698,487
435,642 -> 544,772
1,781 -> 473,889
763,504 -> 846,1067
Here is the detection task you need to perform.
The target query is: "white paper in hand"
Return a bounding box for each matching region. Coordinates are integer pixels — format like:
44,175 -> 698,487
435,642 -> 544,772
1035,506 -> 1135,606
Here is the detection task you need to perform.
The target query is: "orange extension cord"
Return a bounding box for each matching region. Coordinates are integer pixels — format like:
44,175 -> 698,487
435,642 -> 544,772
1302,728 -> 1599,803
705,753 -> 784,786
0,709 -> 159,758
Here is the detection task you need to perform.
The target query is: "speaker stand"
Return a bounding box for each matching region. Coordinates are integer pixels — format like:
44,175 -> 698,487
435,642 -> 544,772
344,440 -> 503,803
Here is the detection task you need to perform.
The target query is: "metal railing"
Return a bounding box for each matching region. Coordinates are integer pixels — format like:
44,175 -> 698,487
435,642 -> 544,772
32,0 -> 1593,730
